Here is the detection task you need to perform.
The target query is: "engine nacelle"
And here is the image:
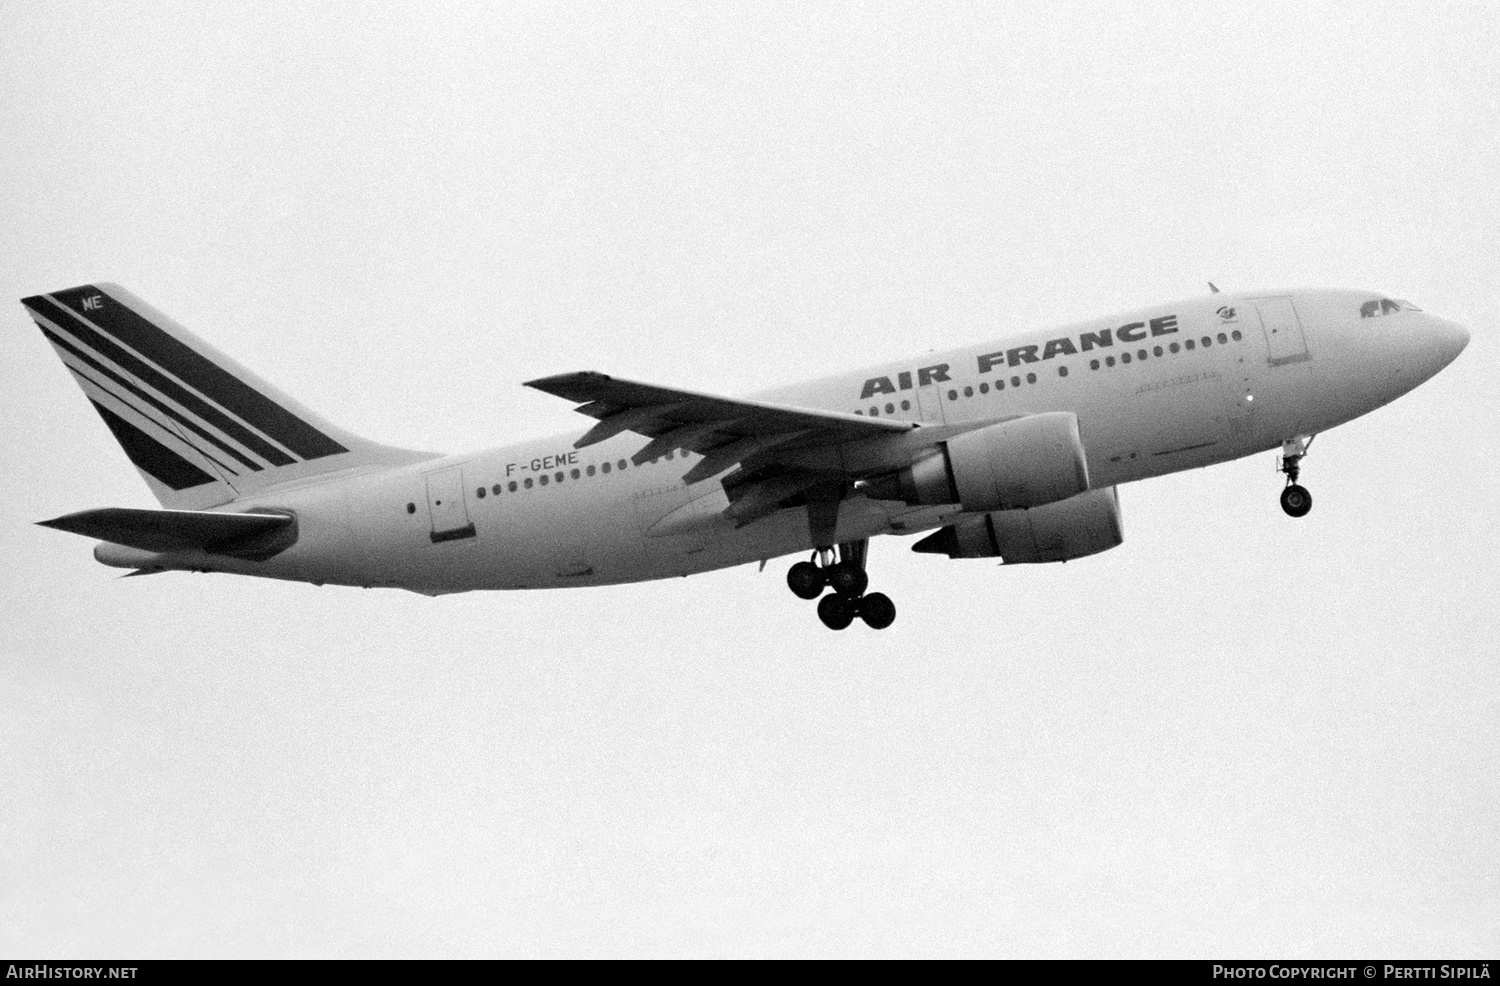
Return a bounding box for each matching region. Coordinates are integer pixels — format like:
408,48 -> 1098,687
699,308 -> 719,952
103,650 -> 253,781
867,412 -> 1090,512
912,486 -> 1123,564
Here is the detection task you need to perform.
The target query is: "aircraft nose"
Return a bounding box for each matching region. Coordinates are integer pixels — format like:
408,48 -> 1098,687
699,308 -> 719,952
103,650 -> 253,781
1429,315 -> 1471,368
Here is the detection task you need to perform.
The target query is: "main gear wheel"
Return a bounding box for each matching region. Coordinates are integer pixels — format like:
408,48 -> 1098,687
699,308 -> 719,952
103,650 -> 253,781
817,593 -> 857,630
786,560 -> 826,600
788,541 -> 896,630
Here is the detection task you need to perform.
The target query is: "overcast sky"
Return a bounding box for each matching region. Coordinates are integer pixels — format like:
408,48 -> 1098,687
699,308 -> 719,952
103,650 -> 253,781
2,0 -> 1497,958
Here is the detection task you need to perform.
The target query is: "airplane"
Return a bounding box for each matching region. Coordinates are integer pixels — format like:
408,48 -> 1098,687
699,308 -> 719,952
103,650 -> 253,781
19,282 -> 1469,630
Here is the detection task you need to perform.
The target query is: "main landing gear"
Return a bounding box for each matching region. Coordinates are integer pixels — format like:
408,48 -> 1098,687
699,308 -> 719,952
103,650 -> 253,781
1279,435 -> 1314,518
786,540 -> 896,631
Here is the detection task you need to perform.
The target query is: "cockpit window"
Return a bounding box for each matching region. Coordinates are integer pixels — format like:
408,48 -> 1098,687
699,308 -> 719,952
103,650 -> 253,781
1360,297 -> 1407,318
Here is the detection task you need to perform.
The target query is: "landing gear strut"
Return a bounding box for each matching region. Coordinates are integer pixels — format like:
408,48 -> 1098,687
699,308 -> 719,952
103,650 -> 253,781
786,541 -> 896,631
1279,435 -> 1314,518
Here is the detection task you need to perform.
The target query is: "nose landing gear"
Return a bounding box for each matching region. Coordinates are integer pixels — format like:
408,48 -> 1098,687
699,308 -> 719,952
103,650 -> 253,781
1279,435 -> 1314,518
786,541 -> 896,630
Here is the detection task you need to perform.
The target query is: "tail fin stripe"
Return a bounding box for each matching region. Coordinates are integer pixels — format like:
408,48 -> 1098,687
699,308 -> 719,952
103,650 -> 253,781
88,400 -> 218,491
49,287 -> 348,460
41,325 -> 263,474
26,296 -> 298,467
65,364 -> 241,480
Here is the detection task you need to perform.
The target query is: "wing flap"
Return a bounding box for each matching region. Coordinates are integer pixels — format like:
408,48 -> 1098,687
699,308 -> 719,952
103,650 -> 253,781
39,507 -> 297,559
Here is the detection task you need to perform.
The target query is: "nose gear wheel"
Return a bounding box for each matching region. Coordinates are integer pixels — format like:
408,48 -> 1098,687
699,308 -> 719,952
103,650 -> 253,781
1280,484 -> 1312,517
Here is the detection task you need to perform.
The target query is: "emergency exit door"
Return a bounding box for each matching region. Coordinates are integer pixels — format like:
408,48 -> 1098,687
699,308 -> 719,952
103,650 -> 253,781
425,466 -> 475,543
915,383 -> 946,423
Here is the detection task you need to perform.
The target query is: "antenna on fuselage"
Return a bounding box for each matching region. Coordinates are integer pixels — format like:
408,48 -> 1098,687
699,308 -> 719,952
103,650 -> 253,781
1208,282 -> 1221,294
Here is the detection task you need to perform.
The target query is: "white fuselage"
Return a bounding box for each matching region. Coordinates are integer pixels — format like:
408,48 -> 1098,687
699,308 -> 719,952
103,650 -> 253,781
113,289 -> 1467,594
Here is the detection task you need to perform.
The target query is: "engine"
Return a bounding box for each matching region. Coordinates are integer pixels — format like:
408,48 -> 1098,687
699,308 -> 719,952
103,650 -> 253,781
865,412 -> 1090,512
912,486 -> 1124,564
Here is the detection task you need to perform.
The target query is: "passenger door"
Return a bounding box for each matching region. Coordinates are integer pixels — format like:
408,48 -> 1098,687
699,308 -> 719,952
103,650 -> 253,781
1254,297 -> 1310,365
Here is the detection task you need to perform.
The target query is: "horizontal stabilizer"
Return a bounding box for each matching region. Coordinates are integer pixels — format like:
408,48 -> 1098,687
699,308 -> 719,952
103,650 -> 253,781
38,507 -> 297,560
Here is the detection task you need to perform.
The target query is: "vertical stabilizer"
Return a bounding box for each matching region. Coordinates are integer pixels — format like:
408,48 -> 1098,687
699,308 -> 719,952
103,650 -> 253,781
21,283 -> 435,508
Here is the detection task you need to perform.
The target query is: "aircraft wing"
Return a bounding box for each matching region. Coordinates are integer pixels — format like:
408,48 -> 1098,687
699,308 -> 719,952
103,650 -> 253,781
525,371 -> 920,528
526,371 -> 913,479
